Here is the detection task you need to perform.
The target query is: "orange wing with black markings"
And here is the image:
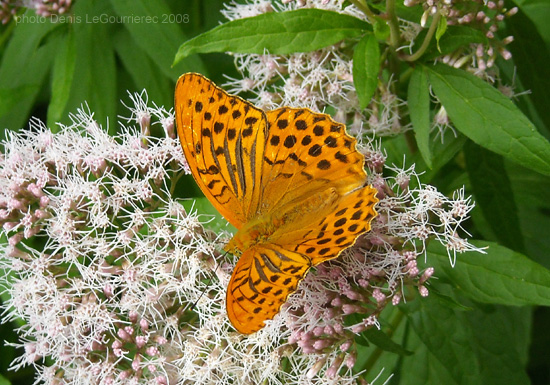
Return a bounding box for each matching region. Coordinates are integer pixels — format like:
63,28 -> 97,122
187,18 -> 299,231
175,73 -> 267,228
175,73 -> 378,334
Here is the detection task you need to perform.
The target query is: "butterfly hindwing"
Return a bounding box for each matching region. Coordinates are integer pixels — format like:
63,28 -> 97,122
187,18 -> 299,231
226,244 -> 312,334
287,184 -> 378,266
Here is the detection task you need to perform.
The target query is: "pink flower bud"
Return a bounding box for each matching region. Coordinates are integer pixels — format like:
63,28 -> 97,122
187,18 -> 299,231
39,196 -> 50,207
140,318 -> 149,331
342,304 -> 362,314
132,355 -> 141,371
507,7 -> 518,16
418,285 -> 429,297
339,340 -> 352,352
155,336 -> 167,345
313,326 -> 324,336
8,232 -> 23,246
136,335 -> 148,349
345,352 -> 357,369
118,370 -> 130,380
129,311 -> 138,323
420,267 -> 434,284
326,355 -> 344,378
103,284 -> 114,298
392,293 -> 402,305
3,221 -> 17,231
372,288 -> 386,303
117,328 -> 131,341
350,323 -> 366,334
323,325 -> 335,336
146,346 -> 158,356
162,118 -> 175,139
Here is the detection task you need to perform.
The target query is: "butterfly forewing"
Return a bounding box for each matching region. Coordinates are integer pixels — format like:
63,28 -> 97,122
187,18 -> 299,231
175,73 -> 267,228
253,108 -> 367,216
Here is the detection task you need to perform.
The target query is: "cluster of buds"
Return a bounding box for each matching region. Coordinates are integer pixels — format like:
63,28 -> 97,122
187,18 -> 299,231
33,0 -> 72,17
277,138 -> 479,380
404,0 -> 517,75
0,92 -> 481,384
0,0 -> 20,24
0,0 -> 74,24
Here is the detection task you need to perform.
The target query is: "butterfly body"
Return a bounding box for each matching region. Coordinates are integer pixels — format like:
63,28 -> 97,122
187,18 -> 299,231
226,185 -> 340,254
175,73 -> 378,334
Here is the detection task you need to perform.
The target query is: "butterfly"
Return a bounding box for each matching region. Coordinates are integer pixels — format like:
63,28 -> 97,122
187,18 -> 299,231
174,73 -> 378,334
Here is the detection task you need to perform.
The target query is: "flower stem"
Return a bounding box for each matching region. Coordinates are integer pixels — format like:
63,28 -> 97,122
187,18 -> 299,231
349,0 -> 378,24
401,12 -> 442,62
363,306 -> 406,375
385,0 -> 401,49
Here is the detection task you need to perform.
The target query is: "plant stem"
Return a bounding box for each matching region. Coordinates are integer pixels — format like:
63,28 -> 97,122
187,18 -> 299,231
402,12 -> 441,62
349,0 -> 378,24
385,0 -> 401,49
363,307 -> 406,374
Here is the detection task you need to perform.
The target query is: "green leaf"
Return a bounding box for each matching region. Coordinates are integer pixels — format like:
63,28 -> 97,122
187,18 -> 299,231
109,0 -> 206,79
408,66 -> 432,168
0,372 -> 10,385
426,286 -> 473,311
0,10 -> 57,137
517,0 -> 550,47
47,27 -> 77,127
174,9 -> 369,63
65,0 -> 117,133
426,63 -> 550,176
398,318 -> 461,385
424,133 -> 468,183
113,28 -> 172,107
465,142 -> 524,252
435,15 -> 447,52
352,33 -> 380,110
402,296 -> 531,385
504,6 -> 550,139
426,240 -> 550,306
420,26 -> 487,60
505,161 -> 550,268
357,328 -> 413,355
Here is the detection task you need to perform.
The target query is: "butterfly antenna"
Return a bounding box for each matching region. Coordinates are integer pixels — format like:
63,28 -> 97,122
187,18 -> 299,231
186,251 -> 228,312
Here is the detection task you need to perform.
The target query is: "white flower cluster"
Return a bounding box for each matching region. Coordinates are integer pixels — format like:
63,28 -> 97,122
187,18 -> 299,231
276,139 -> 481,379
219,0 -> 411,136
222,0 -> 518,140
0,95 -> 372,385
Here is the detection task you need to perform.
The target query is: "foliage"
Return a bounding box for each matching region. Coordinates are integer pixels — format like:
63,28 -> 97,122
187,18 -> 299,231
0,0 -> 549,384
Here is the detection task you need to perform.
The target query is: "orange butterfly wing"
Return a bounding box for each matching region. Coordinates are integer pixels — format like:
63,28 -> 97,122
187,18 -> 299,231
256,107 -> 368,216
175,73 -> 378,334
225,244 -> 311,334
223,108 -> 378,333
174,73 -> 267,228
